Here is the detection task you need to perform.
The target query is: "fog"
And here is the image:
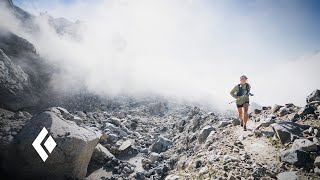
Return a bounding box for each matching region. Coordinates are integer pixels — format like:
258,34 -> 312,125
1,0 -> 320,110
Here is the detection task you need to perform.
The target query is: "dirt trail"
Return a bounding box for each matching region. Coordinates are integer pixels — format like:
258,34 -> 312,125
233,119 -> 280,166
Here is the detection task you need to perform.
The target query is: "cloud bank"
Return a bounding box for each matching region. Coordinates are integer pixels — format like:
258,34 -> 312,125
1,0 -> 320,110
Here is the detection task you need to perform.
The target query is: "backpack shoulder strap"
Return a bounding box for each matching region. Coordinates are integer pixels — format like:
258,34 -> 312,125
236,84 -> 242,96
245,83 -> 250,94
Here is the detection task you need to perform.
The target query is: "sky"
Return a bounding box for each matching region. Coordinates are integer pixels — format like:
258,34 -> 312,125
5,0 -> 320,110
13,0 -> 320,59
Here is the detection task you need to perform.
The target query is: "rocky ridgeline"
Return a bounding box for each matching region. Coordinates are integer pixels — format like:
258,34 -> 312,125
0,90 -> 319,179
249,89 -> 320,179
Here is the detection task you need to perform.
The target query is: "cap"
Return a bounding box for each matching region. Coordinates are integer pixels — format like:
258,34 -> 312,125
240,75 -> 248,80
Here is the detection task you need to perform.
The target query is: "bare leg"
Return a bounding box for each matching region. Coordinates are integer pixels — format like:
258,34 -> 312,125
243,103 -> 249,126
237,107 -> 243,125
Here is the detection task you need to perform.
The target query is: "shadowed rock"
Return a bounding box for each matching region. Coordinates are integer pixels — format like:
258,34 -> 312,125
2,107 -> 101,179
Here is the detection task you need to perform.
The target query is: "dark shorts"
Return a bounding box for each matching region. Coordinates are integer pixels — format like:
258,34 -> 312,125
237,101 -> 250,108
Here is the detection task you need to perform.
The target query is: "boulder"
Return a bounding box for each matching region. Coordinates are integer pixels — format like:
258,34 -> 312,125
314,128 -> 320,137
279,107 -> 290,116
271,122 -> 305,144
260,117 -> 276,127
232,118 -> 240,126
297,105 -> 315,116
87,143 -> 115,174
280,149 -> 312,166
198,126 -> 214,143
315,156 -> 320,168
306,89 -> 320,103
285,103 -> 295,108
149,152 -> 161,163
104,123 -> 128,138
218,120 -> 231,128
118,139 -> 132,152
3,107 -> 101,179
308,127 -> 314,134
271,104 -> 283,114
150,136 -> 172,153
205,131 -> 216,145
288,113 -> 300,122
253,109 -> 262,114
70,115 -> 82,125
277,172 -> 299,180
292,138 -> 318,152
315,167 -> 320,175
106,117 -> 122,127
90,143 -> 114,163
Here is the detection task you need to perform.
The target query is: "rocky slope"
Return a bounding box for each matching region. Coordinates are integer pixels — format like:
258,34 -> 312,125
0,0 -> 89,111
0,90 -> 319,179
0,30 -> 54,111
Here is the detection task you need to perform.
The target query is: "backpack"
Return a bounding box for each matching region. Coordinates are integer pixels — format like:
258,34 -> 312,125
236,83 -> 250,96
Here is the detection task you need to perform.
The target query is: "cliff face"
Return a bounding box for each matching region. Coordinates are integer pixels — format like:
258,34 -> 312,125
0,30 -> 52,110
0,49 -> 40,110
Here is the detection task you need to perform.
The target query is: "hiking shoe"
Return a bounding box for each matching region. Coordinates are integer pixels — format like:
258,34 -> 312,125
240,121 -> 243,127
243,125 -> 247,131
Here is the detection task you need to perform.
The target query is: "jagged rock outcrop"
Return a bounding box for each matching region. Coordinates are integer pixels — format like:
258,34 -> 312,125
0,31 -> 52,90
0,0 -> 37,32
306,89 -> 320,103
271,122 -> 306,144
2,107 -> 101,179
0,49 -> 40,110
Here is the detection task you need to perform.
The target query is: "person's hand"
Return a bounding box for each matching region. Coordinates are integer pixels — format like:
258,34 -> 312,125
237,96 -> 240,100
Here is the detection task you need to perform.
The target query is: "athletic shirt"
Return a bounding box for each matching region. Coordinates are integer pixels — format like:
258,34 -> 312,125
230,83 -> 251,105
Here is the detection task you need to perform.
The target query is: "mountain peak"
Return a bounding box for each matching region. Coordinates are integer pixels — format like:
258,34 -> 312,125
0,0 -> 13,7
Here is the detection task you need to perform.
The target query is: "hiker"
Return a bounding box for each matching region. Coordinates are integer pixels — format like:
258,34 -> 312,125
230,75 -> 251,130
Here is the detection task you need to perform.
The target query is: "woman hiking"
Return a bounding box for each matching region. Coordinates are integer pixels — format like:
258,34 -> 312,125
230,75 -> 251,131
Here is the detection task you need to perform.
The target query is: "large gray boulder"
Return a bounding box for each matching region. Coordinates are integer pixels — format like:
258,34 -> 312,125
0,49 -> 40,110
198,126 -> 214,143
288,113 -> 300,122
90,143 -> 115,163
279,107 -> 290,116
297,105 -> 315,116
271,122 -> 306,144
314,156 -> 320,168
259,117 -> 276,127
271,104 -> 283,114
292,138 -> 318,152
3,107 -> 101,179
150,136 -> 172,153
87,143 -> 115,175
280,149 -> 312,166
306,89 -> 320,103
218,120 -> 231,128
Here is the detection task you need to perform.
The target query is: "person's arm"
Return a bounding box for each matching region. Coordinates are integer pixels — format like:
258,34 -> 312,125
230,85 -> 239,99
